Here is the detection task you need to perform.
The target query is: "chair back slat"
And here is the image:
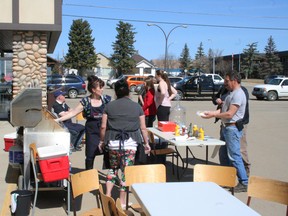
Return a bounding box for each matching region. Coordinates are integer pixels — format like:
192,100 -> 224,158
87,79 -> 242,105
148,131 -> 155,144
194,164 -> 237,188
116,198 -> 127,216
70,169 -> 100,198
247,176 -> 288,206
29,143 -> 38,163
125,164 -> 166,186
99,184 -> 118,216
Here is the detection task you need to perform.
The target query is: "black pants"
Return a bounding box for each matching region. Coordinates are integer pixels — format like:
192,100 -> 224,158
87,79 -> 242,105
145,115 -> 156,127
157,105 -> 170,121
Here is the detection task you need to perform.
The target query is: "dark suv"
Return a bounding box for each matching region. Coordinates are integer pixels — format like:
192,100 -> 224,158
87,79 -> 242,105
173,75 -> 222,100
47,74 -> 87,98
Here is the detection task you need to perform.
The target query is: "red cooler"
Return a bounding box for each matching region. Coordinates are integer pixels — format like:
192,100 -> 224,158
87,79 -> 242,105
37,145 -> 69,182
4,132 -> 17,151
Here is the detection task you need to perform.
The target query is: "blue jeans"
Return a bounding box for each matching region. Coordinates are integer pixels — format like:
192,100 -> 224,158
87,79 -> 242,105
219,125 -> 248,185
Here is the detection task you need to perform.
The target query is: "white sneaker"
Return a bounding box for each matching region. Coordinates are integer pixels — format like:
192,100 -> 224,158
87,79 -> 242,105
121,202 -> 133,209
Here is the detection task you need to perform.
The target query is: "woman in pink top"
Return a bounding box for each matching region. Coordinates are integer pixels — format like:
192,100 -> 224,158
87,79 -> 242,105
155,70 -> 177,121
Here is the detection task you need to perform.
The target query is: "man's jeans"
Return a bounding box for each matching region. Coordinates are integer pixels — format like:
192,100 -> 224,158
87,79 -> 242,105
219,125 -> 248,185
70,129 -> 85,148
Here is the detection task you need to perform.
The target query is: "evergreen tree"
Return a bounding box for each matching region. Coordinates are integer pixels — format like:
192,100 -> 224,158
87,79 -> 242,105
192,42 -> 207,73
64,19 -> 98,77
241,42 -> 259,79
260,36 -> 283,78
110,21 -> 136,75
195,42 -> 205,59
179,43 -> 191,72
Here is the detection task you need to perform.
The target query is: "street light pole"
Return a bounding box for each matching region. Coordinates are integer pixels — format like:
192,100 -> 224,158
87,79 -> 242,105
147,23 -> 187,72
208,39 -> 215,74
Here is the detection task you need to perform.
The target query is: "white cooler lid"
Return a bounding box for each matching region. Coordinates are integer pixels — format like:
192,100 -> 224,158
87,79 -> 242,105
37,144 -> 67,159
4,132 -> 17,139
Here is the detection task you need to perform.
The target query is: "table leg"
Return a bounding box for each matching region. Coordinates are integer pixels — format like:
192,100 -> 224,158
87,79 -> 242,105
206,146 -> 208,164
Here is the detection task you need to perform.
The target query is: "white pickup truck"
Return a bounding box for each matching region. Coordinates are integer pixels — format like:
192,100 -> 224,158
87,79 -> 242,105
252,77 -> 288,101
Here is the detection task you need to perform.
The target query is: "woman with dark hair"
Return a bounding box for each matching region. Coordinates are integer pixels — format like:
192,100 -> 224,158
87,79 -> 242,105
56,75 -> 111,170
99,79 -> 150,207
142,77 -> 157,127
155,70 -> 177,121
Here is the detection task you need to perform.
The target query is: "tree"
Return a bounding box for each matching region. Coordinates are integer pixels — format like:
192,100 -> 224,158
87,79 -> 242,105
260,36 -> 283,78
179,43 -> 191,72
241,42 -> 259,79
195,42 -> 205,59
64,19 -> 98,77
110,21 -> 137,76
191,42 -> 207,72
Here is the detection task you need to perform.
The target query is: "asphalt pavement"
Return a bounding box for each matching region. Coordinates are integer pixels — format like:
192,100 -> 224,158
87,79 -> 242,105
0,81 -> 287,216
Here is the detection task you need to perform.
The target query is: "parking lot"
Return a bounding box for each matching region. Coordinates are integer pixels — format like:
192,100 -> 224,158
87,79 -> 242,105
0,80 -> 287,215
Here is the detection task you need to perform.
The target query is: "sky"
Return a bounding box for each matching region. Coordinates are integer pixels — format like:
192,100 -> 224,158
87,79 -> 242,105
51,0 -> 288,61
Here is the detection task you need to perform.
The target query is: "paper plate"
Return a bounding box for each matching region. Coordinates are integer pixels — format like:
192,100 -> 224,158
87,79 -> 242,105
196,111 -> 207,117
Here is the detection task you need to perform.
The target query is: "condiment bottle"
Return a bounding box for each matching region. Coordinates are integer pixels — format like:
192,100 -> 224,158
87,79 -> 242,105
198,126 -> 205,140
188,123 -> 193,137
175,124 -> 180,136
193,125 -> 199,137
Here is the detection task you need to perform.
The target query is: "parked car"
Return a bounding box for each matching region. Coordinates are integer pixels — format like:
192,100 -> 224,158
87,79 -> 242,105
173,75 -> 222,100
0,81 -> 12,95
135,83 -> 144,94
264,75 -> 285,84
252,77 -> 288,101
168,76 -> 183,85
47,74 -> 87,99
126,75 -> 146,92
106,75 -> 126,89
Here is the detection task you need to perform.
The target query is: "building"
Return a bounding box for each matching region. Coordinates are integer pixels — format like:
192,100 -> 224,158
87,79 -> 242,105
0,0 -> 62,118
132,54 -> 156,76
222,51 -> 288,77
95,53 -> 114,79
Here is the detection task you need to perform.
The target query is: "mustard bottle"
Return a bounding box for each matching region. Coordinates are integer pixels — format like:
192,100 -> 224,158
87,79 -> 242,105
175,124 -> 180,136
198,127 -> 205,140
193,125 -> 198,137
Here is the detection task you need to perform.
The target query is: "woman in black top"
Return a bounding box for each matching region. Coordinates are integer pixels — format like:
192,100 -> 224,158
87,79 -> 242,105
99,79 -> 150,207
56,75 -> 111,170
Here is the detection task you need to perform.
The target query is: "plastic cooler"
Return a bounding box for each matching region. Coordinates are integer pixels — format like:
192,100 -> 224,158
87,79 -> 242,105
37,145 -> 69,182
4,132 -> 17,151
158,121 -> 176,132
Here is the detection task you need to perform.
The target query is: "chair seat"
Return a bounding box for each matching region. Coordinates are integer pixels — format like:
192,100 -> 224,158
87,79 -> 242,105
151,147 -> 176,155
79,207 -> 103,216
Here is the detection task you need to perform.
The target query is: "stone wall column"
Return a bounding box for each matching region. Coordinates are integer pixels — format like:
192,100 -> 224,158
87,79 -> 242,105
12,31 -> 47,107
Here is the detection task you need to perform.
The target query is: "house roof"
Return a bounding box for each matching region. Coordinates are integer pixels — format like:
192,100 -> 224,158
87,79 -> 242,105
132,54 -> 155,67
97,53 -> 110,60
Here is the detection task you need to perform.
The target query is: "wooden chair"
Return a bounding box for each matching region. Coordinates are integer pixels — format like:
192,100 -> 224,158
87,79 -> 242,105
148,130 -> 179,179
29,143 -> 70,216
70,169 -> 103,216
124,164 -> 166,214
116,198 -> 131,216
98,184 -> 118,216
75,112 -> 85,123
247,176 -> 288,216
99,185 -> 135,216
75,112 -> 86,144
193,164 -> 237,195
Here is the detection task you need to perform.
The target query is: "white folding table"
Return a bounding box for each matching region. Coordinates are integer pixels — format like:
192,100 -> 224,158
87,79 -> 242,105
147,127 -> 225,177
132,182 -> 260,216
